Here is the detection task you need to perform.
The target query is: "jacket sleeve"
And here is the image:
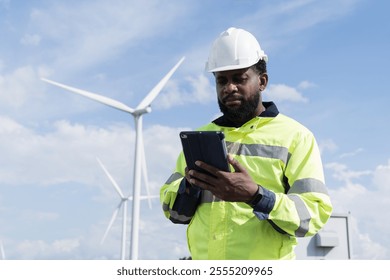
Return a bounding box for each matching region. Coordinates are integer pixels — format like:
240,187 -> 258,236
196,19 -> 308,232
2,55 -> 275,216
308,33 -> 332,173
252,132 -> 333,237
160,152 -> 201,224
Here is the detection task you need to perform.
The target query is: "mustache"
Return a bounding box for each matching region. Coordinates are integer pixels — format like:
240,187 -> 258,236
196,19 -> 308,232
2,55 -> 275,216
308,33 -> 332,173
221,94 -> 243,103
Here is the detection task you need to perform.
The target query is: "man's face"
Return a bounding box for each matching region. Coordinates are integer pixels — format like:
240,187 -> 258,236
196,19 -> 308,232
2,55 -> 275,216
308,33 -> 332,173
215,67 -> 266,124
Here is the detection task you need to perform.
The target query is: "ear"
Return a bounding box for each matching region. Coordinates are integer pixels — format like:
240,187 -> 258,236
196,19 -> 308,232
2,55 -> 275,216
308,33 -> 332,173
259,73 -> 268,91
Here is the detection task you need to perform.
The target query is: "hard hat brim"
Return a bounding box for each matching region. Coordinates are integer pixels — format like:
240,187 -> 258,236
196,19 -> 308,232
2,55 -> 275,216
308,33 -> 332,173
206,63 -> 254,73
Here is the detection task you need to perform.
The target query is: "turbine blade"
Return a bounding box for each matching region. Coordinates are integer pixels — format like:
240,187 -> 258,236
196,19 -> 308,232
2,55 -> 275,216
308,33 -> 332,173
96,157 -> 125,199
101,201 -> 122,244
139,134 -> 152,209
135,56 -> 185,110
41,78 -> 135,114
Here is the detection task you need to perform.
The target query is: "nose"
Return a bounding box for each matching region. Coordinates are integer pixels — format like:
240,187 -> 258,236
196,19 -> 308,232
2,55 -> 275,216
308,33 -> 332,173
223,81 -> 238,94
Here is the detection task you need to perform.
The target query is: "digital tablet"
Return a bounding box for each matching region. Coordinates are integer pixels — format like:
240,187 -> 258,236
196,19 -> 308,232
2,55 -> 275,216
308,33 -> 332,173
179,131 -> 230,176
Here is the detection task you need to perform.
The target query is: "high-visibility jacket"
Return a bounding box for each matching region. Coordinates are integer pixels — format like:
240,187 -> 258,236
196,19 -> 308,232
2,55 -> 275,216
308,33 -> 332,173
160,102 -> 332,260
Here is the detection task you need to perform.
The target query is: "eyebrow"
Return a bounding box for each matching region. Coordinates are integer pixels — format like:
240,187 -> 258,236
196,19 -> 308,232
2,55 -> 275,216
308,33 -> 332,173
215,70 -> 249,79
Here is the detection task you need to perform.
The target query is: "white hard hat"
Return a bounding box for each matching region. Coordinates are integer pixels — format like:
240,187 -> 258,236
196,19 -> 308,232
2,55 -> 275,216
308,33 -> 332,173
205,27 -> 268,73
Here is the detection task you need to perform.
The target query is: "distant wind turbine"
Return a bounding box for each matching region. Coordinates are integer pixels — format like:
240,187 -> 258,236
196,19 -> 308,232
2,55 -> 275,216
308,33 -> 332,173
97,157 -> 158,260
41,57 -> 185,259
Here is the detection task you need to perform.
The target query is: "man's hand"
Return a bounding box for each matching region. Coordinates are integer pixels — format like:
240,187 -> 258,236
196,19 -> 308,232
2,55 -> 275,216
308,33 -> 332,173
187,154 -> 258,202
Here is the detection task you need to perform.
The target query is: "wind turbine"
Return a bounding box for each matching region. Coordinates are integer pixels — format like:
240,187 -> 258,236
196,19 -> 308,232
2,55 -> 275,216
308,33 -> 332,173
97,157 -> 158,260
42,57 -> 185,259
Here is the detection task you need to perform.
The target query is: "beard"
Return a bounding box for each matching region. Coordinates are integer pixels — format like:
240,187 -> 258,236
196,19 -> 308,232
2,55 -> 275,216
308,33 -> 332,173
218,93 -> 260,125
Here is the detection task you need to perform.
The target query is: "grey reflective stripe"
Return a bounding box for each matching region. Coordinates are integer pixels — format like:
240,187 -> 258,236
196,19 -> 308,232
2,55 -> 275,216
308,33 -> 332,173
288,195 -> 311,237
288,178 -> 328,195
162,203 -> 169,212
200,190 -> 222,203
162,203 -> 192,223
165,172 -> 183,185
226,141 -> 290,165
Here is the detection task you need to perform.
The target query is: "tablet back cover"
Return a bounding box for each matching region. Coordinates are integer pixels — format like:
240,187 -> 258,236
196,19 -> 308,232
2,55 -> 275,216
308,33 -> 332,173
180,131 -> 229,173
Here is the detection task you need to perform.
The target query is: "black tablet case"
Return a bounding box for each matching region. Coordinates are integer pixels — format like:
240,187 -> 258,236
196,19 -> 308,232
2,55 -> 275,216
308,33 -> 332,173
179,131 -> 230,174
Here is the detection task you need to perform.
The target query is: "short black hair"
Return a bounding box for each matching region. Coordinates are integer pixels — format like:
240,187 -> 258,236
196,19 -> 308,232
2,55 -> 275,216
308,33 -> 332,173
251,59 -> 267,75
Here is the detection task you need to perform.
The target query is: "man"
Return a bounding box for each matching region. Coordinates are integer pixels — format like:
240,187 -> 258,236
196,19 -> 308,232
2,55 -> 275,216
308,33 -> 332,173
160,27 -> 332,260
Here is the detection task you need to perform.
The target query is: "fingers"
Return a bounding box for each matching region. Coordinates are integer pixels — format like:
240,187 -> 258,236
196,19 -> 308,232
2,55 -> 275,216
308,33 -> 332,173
227,154 -> 246,173
186,156 -> 255,202
191,155 -> 245,179
187,163 -> 222,191
184,173 -> 212,196
193,160 -> 220,175
188,177 -> 206,189
188,172 -> 214,192
184,167 -> 192,183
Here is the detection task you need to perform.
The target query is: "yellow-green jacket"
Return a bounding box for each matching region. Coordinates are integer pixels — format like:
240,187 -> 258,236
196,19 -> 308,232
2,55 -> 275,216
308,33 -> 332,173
160,102 -> 332,260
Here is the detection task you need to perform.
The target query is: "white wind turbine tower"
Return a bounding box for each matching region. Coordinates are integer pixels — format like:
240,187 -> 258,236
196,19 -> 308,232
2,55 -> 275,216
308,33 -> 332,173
97,157 -> 158,260
41,57 -> 185,259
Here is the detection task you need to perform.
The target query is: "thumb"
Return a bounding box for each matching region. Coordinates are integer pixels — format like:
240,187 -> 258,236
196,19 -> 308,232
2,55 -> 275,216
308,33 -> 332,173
228,154 -> 246,173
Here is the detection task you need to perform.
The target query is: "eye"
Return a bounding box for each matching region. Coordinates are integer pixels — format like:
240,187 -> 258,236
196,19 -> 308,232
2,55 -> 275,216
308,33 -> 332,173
216,77 -> 227,86
233,76 -> 247,84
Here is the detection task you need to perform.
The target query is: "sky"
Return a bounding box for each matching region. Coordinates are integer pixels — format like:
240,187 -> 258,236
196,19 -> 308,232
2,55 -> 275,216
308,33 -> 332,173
0,0 -> 389,260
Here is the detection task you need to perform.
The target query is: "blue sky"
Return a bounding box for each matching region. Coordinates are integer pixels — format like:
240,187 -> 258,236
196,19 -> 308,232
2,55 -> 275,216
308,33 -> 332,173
0,0 -> 389,260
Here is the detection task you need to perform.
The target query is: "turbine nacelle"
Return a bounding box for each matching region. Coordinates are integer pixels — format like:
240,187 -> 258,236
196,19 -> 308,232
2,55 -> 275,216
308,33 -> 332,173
132,106 -> 152,116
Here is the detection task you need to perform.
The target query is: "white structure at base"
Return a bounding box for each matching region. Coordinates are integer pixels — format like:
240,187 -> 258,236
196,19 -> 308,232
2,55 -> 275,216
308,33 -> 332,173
295,213 -> 352,260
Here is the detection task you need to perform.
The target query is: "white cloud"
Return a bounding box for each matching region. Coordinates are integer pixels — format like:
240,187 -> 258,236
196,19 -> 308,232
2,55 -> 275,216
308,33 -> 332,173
52,239 -> 80,253
326,160 -> 390,259
154,80 -> 186,109
372,159 -> 390,192
0,114 -> 186,194
339,148 -> 364,159
326,162 -> 371,185
355,232 -> 388,259
0,117 -> 132,186
155,74 -> 215,109
318,138 -> 338,155
265,83 -> 308,103
15,238 -> 80,259
298,80 -> 316,89
188,74 -> 216,104
21,210 -> 59,222
0,115 -> 25,134
0,66 -> 42,108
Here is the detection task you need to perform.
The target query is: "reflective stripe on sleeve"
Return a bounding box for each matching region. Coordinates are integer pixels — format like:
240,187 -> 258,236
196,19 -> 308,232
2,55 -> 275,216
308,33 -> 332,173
162,203 -> 192,223
288,194 -> 311,237
288,178 -> 328,195
200,190 -> 222,203
226,141 -> 290,165
164,172 -> 183,185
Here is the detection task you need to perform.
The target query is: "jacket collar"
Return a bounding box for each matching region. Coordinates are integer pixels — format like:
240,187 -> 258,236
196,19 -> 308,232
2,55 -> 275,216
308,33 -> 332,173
212,101 -> 279,128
